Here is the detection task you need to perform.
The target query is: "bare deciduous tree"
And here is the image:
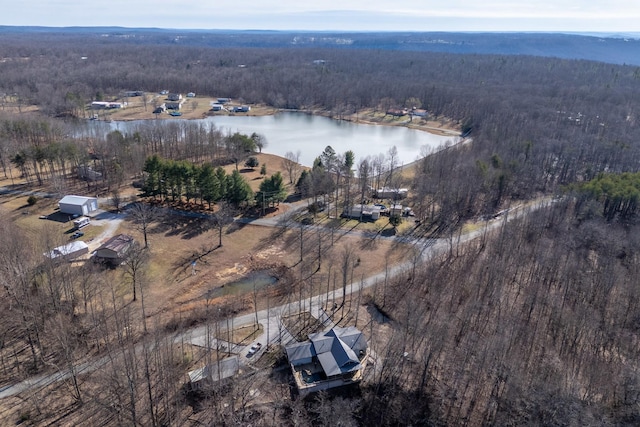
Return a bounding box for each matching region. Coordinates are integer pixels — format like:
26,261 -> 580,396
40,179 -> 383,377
128,202 -> 159,248
209,201 -> 235,248
122,242 -> 149,302
282,150 -> 301,185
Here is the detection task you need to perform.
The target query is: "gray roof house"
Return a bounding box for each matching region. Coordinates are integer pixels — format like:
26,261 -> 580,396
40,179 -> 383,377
165,99 -> 184,110
285,326 -> 368,396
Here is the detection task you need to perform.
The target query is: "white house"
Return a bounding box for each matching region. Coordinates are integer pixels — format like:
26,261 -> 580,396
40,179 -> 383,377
58,195 -> 99,216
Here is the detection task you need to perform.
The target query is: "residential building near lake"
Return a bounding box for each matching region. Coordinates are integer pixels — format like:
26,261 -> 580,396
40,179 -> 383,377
91,101 -> 126,109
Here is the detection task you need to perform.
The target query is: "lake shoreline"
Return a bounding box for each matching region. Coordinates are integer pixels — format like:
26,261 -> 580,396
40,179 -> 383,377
106,99 -> 461,138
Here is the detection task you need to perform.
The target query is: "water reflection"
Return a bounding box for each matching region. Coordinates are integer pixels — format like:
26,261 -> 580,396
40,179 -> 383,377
80,112 -> 458,166
204,270 -> 278,299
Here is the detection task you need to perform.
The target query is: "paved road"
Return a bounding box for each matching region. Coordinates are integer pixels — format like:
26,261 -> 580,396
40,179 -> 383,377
0,191 -> 553,398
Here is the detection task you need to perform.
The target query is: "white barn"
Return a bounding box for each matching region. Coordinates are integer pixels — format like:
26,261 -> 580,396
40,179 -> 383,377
58,195 -> 99,216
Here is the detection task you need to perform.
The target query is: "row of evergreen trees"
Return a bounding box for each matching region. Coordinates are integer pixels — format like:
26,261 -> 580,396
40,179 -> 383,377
142,154 -> 253,208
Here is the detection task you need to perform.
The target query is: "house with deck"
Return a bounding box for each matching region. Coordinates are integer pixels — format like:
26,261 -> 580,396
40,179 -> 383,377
285,326 -> 368,396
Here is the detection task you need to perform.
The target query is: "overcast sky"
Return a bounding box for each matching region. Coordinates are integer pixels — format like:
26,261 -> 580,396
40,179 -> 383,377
2,1 -> 639,33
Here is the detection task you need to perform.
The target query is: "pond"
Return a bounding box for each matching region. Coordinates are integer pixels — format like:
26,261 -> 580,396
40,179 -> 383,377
204,270 -> 278,300
83,112 -> 459,166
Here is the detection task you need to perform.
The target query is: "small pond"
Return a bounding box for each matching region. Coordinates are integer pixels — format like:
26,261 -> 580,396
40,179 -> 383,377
204,270 -> 278,299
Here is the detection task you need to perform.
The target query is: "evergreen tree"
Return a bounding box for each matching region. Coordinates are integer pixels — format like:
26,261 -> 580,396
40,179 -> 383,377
225,169 -> 253,207
142,154 -> 162,198
256,171 -> 287,211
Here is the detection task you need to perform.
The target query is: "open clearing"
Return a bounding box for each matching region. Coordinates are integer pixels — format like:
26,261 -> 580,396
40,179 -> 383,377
0,162 -> 413,331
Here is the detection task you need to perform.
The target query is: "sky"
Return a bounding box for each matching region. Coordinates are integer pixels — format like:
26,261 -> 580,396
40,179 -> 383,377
2,0 -> 640,33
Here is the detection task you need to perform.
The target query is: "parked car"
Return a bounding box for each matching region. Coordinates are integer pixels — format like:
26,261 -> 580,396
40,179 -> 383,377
70,231 -> 84,240
246,342 -> 262,358
169,111 -> 182,117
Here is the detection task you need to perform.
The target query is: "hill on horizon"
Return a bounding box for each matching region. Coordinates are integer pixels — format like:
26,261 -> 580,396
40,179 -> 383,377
1,26 -> 640,66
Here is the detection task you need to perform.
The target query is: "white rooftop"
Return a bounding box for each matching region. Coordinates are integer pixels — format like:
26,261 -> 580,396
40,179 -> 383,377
45,241 -> 89,259
59,195 -> 97,205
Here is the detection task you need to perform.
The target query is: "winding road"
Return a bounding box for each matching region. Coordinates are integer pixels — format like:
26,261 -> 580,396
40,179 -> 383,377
0,192 -> 553,399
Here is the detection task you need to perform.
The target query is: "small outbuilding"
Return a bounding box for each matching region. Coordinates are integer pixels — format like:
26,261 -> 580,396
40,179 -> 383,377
77,165 -> 102,181
58,195 -> 99,217
390,204 -> 403,217
45,241 -> 89,261
187,356 -> 239,391
94,234 -> 135,266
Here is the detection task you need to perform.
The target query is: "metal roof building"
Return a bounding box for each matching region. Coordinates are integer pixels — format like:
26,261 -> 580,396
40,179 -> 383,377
45,241 -> 89,261
58,195 -> 99,216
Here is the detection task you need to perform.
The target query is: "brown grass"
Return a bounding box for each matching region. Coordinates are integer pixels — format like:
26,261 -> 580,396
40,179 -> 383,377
104,95 -> 279,121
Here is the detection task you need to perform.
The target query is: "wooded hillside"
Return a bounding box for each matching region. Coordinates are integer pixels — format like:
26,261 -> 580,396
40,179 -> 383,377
1,30 -> 640,426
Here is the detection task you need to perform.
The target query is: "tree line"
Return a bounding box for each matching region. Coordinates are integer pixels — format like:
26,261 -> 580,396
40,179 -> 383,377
141,154 -> 253,208
2,33 -> 640,220
3,30 -> 640,426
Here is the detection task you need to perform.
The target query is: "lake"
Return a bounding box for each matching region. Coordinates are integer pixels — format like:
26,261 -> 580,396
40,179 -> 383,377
92,112 -> 459,166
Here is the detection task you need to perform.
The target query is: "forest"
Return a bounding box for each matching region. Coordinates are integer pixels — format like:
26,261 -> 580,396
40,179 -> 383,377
0,29 -> 640,425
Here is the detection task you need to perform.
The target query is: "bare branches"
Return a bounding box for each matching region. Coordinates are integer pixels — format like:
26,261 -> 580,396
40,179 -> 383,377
127,202 -> 160,249
282,150 -> 301,185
